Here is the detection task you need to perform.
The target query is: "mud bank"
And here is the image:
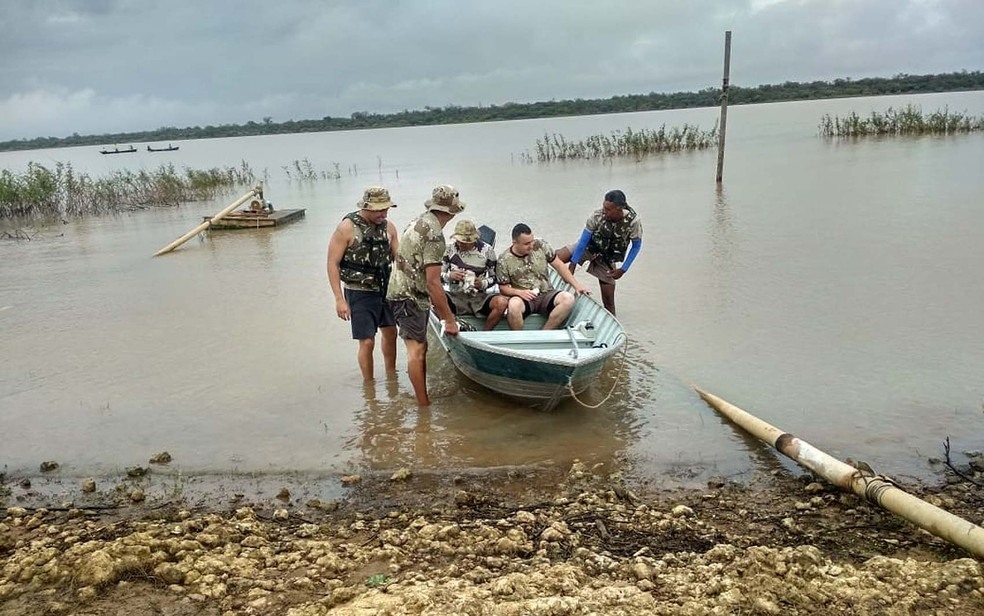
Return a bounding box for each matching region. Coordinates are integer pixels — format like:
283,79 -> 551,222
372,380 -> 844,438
2,462 -> 983,615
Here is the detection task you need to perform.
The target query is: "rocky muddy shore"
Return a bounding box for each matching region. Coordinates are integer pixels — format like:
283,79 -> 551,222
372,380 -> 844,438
1,462 -> 983,615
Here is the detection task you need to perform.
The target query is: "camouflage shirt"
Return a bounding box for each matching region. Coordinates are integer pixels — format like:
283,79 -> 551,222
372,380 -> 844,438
442,239 -> 498,315
386,211 -> 447,310
585,205 -> 642,264
442,240 -> 497,293
496,238 -> 556,293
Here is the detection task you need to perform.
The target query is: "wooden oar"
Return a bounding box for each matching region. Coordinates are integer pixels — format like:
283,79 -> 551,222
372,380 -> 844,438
693,386 -> 984,558
152,185 -> 263,257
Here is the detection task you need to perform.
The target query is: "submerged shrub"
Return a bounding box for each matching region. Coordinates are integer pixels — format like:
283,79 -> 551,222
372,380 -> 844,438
524,123 -> 718,163
0,161 -> 257,221
819,105 -> 984,137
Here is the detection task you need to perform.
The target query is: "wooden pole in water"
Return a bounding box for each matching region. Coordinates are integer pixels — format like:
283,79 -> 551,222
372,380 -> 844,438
715,30 -> 732,184
153,185 -> 263,257
693,386 -> 984,558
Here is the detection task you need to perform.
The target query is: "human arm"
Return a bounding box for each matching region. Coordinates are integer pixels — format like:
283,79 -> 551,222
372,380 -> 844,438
444,262 -> 468,284
569,228 -> 592,264
567,226 -> 593,273
551,256 -> 590,295
388,220 -> 399,262
479,248 -> 497,291
608,238 -> 642,280
326,219 -> 355,320
426,263 -> 458,335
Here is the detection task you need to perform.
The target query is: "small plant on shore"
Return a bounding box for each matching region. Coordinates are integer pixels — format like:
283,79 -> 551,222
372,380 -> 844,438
366,574 -> 391,588
818,105 -> 984,137
524,123 -> 718,163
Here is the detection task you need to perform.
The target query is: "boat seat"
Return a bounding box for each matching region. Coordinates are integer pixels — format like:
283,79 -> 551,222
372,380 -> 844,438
462,327 -> 595,345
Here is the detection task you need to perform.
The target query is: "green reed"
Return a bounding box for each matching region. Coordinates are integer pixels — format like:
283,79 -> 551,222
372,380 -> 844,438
818,105 -> 984,137
0,160 -> 256,221
282,158 -> 343,181
525,123 -> 718,163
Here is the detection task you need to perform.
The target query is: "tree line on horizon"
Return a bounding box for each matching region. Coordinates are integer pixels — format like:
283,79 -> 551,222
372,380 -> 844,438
1,71 -> 981,153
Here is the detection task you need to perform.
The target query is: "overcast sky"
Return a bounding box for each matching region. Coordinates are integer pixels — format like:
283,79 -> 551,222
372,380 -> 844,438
1,0 -> 982,141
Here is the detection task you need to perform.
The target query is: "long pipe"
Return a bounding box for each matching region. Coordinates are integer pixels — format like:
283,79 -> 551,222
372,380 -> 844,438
694,386 -> 984,558
153,185 -> 263,256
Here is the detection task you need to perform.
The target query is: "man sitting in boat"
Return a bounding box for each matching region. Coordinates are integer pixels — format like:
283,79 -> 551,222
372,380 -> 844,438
441,220 -> 508,330
496,223 -> 590,330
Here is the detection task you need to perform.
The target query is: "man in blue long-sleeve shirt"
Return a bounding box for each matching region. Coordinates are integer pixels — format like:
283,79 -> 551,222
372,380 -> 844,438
555,189 -> 642,316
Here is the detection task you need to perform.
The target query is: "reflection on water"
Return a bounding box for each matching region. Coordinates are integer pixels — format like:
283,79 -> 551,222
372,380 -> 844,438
2,91 -> 983,485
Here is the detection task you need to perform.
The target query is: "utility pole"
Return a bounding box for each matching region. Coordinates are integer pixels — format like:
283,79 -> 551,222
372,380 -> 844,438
715,30 -> 732,184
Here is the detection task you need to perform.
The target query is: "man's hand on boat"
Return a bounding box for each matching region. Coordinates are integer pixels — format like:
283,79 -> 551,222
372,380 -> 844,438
441,319 -> 460,336
572,283 -> 591,296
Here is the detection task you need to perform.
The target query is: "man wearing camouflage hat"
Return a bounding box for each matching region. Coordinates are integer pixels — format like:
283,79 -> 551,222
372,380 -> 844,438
327,187 -> 399,381
442,219 -> 508,330
386,185 -> 463,406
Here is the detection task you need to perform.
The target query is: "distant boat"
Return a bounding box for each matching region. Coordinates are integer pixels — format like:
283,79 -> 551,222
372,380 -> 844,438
147,144 -> 180,152
99,145 -> 137,154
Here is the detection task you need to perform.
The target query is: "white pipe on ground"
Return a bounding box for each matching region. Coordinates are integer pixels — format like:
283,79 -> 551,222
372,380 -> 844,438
694,386 -> 984,558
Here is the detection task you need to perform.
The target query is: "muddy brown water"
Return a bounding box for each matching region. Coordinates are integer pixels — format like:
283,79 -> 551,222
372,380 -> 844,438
2,91 -> 983,497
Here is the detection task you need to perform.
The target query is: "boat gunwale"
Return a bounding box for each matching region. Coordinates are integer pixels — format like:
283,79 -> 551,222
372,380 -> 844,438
441,325 -> 623,368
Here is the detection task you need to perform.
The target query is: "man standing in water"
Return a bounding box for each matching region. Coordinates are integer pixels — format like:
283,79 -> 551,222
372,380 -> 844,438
555,189 -> 642,316
327,187 -> 399,381
387,185 -> 463,406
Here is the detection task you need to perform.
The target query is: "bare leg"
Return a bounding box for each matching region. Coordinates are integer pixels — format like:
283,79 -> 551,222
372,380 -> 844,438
405,338 -> 430,406
544,292 -> 575,329
555,246 -> 576,274
357,337 -> 376,381
483,295 -> 509,330
506,296 -> 526,330
599,281 -> 616,315
380,326 -> 398,374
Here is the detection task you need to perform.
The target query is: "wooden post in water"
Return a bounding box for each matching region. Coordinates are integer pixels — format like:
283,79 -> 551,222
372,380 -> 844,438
153,184 -> 263,257
693,386 -> 984,558
715,30 -> 732,184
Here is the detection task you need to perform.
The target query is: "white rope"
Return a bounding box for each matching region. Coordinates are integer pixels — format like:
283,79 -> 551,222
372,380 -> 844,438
566,332 -> 629,409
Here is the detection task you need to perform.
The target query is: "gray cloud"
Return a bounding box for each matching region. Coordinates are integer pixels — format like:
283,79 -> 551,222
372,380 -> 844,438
1,0 -> 981,140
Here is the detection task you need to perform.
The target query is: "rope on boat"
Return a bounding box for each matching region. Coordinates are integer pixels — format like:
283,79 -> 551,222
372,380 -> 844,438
565,332 -> 629,409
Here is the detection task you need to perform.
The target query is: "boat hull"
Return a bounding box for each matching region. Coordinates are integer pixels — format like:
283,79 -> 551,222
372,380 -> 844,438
429,269 -> 625,410
444,340 -> 611,409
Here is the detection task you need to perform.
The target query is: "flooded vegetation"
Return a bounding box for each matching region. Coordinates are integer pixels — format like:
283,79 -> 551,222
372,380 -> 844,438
0,161 -> 257,221
525,124 -> 718,162
282,158 -> 343,182
818,104 -> 984,137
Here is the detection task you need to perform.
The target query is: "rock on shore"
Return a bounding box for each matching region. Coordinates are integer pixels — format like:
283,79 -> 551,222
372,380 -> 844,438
2,472 -> 983,616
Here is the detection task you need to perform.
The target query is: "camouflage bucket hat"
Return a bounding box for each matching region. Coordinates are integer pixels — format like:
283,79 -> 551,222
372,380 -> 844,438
358,186 -> 397,211
424,184 -> 465,214
451,220 -> 480,243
